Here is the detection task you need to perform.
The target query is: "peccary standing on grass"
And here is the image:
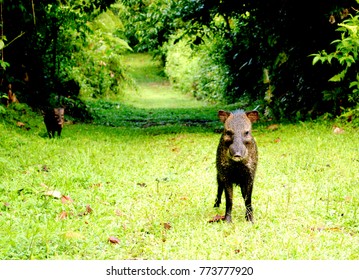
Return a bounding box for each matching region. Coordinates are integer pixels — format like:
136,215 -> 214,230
214,110 -> 259,223
44,108 -> 65,138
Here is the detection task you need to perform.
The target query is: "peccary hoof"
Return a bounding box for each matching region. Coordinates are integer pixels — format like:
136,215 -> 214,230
224,215 -> 232,223
245,212 -> 254,223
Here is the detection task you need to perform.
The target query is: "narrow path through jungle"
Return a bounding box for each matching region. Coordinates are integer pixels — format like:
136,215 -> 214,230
92,53 -> 237,129
121,53 -> 209,109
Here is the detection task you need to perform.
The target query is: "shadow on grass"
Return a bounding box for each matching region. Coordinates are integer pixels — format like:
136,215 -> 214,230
86,99 -> 249,134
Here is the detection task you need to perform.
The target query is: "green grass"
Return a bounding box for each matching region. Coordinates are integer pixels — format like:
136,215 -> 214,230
0,54 -> 359,260
119,53 -> 211,109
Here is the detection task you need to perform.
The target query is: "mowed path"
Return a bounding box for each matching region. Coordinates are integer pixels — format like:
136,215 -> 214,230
122,53 -> 209,109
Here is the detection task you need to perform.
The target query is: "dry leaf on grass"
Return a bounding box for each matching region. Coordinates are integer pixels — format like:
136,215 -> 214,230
333,126 -> 344,134
79,205 -> 93,216
108,236 -> 120,244
61,195 -> 73,204
44,190 -> 62,199
16,121 -> 25,128
163,222 -> 172,230
208,214 -> 226,223
59,211 -> 68,219
267,124 -> 279,131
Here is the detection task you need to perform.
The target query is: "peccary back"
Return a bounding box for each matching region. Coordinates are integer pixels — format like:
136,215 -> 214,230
44,108 -> 65,138
214,110 -> 259,223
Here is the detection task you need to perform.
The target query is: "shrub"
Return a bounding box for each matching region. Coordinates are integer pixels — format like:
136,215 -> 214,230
164,34 -> 230,102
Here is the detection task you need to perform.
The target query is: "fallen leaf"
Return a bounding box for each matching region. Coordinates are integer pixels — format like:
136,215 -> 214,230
44,190 -> 62,199
163,222 -> 172,230
208,214 -> 226,223
16,121 -> 25,128
333,126 -> 344,134
108,236 -> 120,244
274,137 -> 281,143
234,249 -> 241,254
180,196 -> 188,201
267,124 -> 279,131
86,205 -> 93,214
59,211 -> 68,219
137,182 -> 147,187
78,205 -> 93,216
61,195 -> 73,204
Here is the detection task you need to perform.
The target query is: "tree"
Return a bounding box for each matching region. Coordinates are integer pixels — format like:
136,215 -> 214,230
0,0 -> 117,113
120,0 -> 357,120
312,9 -> 359,116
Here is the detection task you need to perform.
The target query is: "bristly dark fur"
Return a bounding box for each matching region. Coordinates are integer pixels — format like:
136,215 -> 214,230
44,108 -> 65,138
214,110 -> 259,223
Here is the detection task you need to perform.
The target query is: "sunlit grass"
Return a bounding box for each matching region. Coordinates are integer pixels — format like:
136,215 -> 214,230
0,53 -> 358,260
1,115 -> 358,260
120,53 -> 209,109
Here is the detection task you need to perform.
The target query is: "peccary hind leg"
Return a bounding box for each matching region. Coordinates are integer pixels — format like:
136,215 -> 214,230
214,175 -> 224,207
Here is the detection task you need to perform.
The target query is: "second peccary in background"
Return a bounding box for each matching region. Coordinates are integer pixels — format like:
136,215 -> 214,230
44,108 -> 65,138
215,110 -> 259,223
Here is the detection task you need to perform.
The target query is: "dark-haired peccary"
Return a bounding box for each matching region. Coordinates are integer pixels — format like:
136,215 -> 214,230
44,108 -> 65,138
214,110 -> 259,223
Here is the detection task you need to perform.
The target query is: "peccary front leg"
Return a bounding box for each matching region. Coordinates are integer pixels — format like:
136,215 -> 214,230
240,182 -> 254,223
224,183 -> 234,223
57,128 -> 62,137
214,175 -> 224,207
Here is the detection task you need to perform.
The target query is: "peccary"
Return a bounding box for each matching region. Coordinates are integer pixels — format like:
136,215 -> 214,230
44,108 -> 65,138
214,110 -> 259,223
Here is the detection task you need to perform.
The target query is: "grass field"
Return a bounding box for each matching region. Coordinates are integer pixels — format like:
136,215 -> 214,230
0,54 -> 358,260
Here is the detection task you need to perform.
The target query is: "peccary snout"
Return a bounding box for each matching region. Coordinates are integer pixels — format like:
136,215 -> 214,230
215,109 -> 259,223
44,108 -> 65,138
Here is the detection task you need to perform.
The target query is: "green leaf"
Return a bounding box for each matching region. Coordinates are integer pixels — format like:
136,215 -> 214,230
328,69 -> 347,82
312,55 -> 321,65
349,81 -> 358,88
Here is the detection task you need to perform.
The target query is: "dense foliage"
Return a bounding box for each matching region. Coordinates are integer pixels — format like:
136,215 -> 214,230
1,0 -> 359,121
119,0 -> 359,120
312,12 -> 359,124
0,0 -> 129,119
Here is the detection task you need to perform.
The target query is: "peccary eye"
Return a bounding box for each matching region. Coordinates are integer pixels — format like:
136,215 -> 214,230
224,129 -> 234,143
224,130 -> 234,138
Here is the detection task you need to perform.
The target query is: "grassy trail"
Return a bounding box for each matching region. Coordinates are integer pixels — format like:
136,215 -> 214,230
90,53 -> 238,130
121,53 -> 209,109
0,53 -> 359,260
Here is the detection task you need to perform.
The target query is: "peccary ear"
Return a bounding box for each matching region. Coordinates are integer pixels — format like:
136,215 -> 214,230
246,110 -> 259,123
218,110 -> 232,123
